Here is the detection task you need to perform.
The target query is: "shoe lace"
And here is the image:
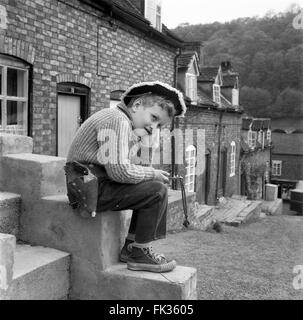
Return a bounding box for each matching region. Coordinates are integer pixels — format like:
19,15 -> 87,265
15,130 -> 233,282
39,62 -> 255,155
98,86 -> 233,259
146,246 -> 165,262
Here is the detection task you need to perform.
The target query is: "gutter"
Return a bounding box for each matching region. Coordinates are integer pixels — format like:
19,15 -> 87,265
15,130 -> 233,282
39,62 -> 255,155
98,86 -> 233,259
80,0 -> 183,48
215,110 -> 224,201
171,47 -> 183,190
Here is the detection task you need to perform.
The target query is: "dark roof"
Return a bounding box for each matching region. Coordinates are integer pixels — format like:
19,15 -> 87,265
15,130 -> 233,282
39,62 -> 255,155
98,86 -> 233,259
113,0 -> 142,16
82,0 -> 183,48
222,74 -> 238,87
197,89 -> 217,107
242,118 -> 271,130
272,132 -> 303,155
252,119 -> 263,131
177,52 -> 196,70
198,67 -> 219,82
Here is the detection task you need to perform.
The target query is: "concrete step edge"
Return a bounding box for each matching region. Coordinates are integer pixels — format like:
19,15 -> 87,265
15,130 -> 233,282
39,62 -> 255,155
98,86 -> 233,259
13,244 -> 70,280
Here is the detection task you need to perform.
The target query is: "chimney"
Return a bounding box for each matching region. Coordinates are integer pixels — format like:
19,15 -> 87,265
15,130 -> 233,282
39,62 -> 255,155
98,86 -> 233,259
221,61 -> 232,73
182,41 -> 205,68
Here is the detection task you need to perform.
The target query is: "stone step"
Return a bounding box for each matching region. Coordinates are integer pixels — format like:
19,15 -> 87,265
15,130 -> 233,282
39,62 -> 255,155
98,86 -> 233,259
1,243 -> 70,300
189,203 -> 214,230
19,195 -> 197,300
0,153 -> 67,202
0,134 -> 33,156
0,192 -> 21,237
71,262 -> 197,300
261,199 -> 283,216
19,195 -> 124,271
214,197 -> 262,226
231,194 -> 248,201
225,201 -> 262,226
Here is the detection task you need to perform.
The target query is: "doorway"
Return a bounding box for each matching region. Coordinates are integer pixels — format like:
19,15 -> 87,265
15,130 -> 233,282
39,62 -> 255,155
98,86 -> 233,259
219,148 -> 227,196
204,151 -> 211,203
57,83 -> 90,157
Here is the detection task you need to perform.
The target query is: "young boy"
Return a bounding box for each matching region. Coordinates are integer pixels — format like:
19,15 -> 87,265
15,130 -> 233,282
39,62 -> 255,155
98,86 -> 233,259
66,81 -> 186,273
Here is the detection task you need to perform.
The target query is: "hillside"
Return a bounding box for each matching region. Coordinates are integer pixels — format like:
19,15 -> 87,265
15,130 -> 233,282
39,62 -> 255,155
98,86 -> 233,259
172,5 -> 303,118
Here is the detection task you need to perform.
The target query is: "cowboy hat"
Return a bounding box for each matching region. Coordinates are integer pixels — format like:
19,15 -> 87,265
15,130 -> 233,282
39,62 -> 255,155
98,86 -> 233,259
120,81 -> 187,117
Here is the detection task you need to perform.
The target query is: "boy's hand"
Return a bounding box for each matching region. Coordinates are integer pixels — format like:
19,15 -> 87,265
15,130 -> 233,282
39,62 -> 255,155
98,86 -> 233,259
154,170 -> 170,184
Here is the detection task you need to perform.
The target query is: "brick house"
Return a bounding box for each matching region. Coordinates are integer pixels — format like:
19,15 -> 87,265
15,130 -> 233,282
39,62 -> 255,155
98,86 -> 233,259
0,0 -> 183,156
1,0 -> 251,207
172,48 -> 243,205
271,117 -> 303,198
240,117 -> 272,200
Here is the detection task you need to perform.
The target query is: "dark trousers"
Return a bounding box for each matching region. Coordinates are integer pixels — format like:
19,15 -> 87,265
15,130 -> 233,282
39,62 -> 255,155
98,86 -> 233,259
97,179 -> 168,243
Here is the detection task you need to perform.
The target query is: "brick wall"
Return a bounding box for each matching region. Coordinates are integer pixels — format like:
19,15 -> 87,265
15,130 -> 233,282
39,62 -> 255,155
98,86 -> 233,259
170,106 -> 242,205
272,154 -> 303,181
1,0 -> 176,155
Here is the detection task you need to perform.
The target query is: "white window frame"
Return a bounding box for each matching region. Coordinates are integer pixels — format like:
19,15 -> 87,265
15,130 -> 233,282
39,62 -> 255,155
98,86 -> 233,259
156,2 -> 162,31
272,160 -> 282,176
186,73 -> 197,104
185,145 -> 196,193
0,55 -> 29,135
258,130 -> 264,148
213,84 -> 221,106
248,129 -> 257,149
267,129 -> 271,143
230,141 -> 236,177
145,0 -> 162,31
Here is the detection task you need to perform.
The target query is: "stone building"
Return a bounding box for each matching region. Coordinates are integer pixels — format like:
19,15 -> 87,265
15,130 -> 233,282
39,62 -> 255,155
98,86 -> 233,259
240,118 -> 272,200
173,51 -> 243,205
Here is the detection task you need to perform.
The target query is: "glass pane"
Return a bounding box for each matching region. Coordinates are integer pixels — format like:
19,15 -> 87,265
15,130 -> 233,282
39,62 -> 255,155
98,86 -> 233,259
0,67 -> 2,95
6,101 -> 27,135
0,100 -> 2,130
7,101 -> 17,125
7,68 -> 26,97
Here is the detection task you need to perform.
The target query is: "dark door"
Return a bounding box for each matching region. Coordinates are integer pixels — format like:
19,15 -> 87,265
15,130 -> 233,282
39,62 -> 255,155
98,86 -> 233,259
219,148 -> 227,196
205,152 -> 211,203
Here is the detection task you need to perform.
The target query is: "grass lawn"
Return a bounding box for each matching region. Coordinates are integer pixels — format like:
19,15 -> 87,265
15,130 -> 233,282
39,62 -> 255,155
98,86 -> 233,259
154,214 -> 303,300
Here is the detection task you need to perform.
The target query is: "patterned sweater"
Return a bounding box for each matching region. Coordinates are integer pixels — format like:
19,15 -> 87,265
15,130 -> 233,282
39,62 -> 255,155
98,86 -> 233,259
66,104 -> 156,184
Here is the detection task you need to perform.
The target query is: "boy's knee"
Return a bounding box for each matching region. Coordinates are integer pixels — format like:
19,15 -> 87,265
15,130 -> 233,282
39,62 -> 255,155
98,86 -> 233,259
149,181 -> 168,199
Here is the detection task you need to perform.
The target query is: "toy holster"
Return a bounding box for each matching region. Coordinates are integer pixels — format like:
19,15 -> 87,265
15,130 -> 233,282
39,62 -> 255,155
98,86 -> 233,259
64,161 -> 106,218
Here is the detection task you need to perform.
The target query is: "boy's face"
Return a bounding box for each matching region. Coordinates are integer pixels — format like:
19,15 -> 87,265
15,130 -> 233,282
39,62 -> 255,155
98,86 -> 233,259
131,99 -> 172,136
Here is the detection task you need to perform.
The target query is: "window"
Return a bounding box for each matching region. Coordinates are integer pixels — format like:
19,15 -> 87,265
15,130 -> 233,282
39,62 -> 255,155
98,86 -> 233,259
186,73 -> 197,104
232,88 -> 239,106
230,141 -> 236,177
258,130 -> 264,148
213,84 -> 221,106
248,130 -> 257,148
267,129 -> 271,143
185,145 -> 196,193
0,55 -> 29,135
156,3 -> 161,31
145,0 -> 162,31
272,160 -> 282,176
